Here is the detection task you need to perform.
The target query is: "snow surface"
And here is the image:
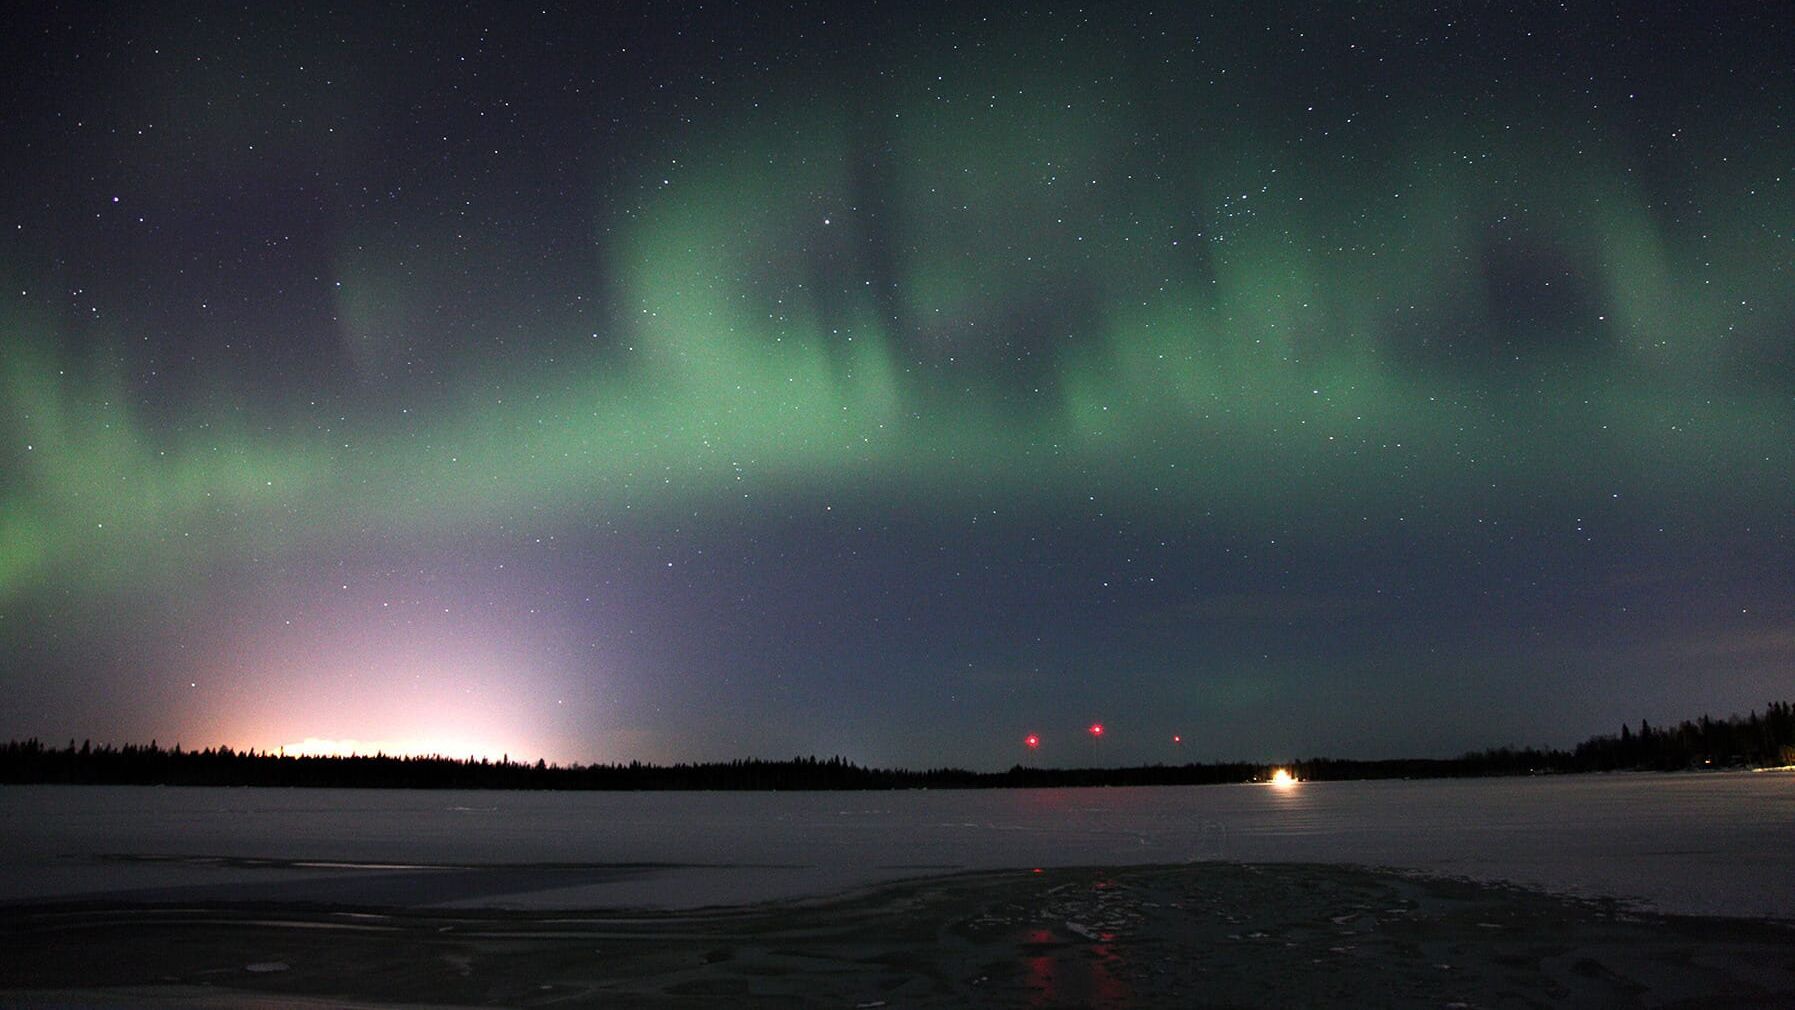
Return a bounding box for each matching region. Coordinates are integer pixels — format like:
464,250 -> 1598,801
2,771 -> 1789,917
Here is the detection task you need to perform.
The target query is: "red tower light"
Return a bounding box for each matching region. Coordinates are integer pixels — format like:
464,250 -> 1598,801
1024,734 -> 1040,749
1089,723 -> 1104,737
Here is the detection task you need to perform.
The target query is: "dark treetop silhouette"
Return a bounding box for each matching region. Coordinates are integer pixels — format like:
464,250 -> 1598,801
4,702 -> 1790,791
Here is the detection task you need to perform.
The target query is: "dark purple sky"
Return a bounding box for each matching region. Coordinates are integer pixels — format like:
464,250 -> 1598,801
2,3 -> 1791,767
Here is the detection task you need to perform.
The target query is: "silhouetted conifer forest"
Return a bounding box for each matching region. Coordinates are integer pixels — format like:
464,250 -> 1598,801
3,702 -> 1791,791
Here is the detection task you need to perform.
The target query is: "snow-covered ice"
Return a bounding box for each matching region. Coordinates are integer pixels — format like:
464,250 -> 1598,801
2,771 -> 1789,917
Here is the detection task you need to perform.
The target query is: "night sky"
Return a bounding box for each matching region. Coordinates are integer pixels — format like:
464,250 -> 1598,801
2,3 -> 1791,769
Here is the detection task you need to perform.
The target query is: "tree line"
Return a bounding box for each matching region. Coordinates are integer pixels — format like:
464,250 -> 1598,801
1568,700 -> 1795,771
2,701 -> 1791,790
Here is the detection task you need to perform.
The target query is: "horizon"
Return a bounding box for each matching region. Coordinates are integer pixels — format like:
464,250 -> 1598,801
2,3 -> 1791,769
10,696 -> 1787,775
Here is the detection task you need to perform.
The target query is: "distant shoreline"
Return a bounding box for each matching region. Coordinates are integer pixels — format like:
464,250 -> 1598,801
5,763 -> 1791,791
5,701 -> 1792,790
0,753 -> 1789,793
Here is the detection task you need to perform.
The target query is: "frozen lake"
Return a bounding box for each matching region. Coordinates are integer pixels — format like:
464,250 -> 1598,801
2,772 -> 1790,918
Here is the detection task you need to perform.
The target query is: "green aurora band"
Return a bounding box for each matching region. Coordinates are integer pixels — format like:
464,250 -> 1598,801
3,45 -> 1791,610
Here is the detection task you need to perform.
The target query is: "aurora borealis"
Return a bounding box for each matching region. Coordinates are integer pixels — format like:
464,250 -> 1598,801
2,4 -> 1791,768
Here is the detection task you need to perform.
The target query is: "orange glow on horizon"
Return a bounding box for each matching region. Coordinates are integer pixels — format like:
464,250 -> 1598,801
194,609 -> 564,765
276,736 -> 518,762
1269,767 -> 1297,788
